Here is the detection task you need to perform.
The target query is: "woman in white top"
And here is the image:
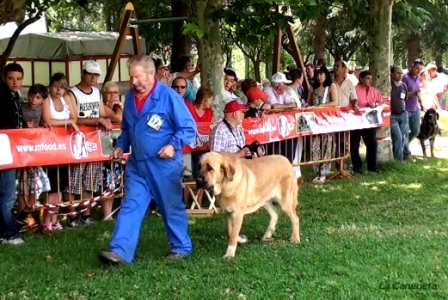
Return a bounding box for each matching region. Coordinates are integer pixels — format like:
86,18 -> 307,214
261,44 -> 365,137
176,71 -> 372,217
41,73 -> 78,233
285,68 -> 304,108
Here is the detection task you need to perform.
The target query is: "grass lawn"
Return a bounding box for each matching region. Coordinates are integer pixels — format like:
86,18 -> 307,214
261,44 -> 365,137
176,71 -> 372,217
1,156 -> 448,299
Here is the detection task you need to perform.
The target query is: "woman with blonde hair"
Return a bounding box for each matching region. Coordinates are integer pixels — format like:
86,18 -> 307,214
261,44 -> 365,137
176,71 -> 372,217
102,81 -> 122,123
41,72 -> 79,233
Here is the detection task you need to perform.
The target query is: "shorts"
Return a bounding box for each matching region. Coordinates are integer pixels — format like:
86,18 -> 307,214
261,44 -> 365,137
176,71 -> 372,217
19,167 -> 51,198
46,165 -> 69,193
64,162 -> 102,195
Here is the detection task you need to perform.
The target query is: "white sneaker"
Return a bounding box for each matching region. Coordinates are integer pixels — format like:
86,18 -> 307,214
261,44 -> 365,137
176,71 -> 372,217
2,237 -> 25,245
312,176 -> 326,184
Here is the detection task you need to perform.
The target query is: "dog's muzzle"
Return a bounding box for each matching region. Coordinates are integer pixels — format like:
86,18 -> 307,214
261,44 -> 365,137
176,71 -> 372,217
196,176 -> 213,190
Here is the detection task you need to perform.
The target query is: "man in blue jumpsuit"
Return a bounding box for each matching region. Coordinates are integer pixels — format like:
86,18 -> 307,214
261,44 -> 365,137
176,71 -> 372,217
99,54 -> 197,264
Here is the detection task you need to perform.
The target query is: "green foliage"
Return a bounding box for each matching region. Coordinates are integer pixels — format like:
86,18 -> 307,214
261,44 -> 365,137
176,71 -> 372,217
324,3 -> 369,62
182,23 -> 203,39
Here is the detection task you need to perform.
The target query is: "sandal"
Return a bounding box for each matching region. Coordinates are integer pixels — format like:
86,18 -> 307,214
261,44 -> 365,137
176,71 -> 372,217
52,222 -> 63,231
42,223 -> 53,234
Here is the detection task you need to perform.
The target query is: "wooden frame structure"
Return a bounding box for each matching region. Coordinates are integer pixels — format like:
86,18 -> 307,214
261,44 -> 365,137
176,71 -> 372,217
272,23 -> 311,93
104,2 -> 141,83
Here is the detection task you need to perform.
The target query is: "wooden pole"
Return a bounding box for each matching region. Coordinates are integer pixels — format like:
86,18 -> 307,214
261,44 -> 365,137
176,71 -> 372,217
286,24 -> 310,91
104,2 -> 140,84
272,6 -> 282,74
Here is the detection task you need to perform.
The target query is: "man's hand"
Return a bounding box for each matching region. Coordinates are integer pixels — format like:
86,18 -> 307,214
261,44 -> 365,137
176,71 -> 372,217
353,103 -> 360,112
112,147 -> 123,159
238,147 -> 251,158
158,144 -> 175,159
99,118 -> 113,131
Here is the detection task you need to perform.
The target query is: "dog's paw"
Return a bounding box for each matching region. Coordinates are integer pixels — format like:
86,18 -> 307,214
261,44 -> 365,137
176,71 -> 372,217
262,237 -> 273,242
223,245 -> 236,258
238,235 -> 248,244
290,236 -> 301,244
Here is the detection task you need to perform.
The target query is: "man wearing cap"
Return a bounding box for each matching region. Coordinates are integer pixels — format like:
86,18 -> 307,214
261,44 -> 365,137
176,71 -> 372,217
426,63 -> 448,108
245,87 -> 271,118
211,100 -> 256,158
65,60 -> 113,227
264,72 -> 297,109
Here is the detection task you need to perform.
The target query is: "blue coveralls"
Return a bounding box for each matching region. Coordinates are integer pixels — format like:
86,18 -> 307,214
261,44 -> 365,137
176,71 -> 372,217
111,82 -> 197,263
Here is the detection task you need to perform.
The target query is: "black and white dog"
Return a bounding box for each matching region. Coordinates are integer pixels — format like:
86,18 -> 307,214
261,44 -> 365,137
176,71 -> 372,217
417,108 -> 439,158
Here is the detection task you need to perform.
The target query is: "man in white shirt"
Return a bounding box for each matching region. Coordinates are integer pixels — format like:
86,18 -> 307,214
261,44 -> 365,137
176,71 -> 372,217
426,63 -> 448,109
263,72 -> 297,109
263,72 -> 302,184
224,69 -> 240,102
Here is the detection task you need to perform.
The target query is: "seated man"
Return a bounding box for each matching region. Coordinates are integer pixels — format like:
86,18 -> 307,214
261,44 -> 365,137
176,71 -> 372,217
264,72 -> 297,109
211,100 -> 263,158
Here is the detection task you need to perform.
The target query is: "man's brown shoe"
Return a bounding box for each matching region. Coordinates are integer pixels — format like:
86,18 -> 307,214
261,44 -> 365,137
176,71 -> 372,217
99,251 -> 125,265
297,176 -> 304,186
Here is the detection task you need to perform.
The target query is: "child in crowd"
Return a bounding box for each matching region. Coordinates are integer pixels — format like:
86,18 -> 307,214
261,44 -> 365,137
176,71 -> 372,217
17,84 -> 51,233
41,73 -> 79,233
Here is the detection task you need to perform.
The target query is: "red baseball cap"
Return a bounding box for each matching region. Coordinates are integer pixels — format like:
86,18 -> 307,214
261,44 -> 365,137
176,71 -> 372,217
246,87 -> 268,102
224,100 -> 249,113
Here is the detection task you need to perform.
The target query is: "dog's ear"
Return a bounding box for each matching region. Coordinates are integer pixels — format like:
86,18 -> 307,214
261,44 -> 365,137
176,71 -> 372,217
221,160 -> 235,181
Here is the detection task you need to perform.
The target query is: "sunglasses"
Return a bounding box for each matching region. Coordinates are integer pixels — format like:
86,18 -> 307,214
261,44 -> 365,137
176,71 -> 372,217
173,85 -> 186,89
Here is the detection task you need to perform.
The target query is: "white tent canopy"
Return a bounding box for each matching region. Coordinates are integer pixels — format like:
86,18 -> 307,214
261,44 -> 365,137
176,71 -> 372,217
0,31 -> 146,60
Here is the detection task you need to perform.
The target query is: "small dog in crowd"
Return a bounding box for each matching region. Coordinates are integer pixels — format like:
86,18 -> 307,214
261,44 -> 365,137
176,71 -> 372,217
417,108 -> 439,158
198,152 -> 300,258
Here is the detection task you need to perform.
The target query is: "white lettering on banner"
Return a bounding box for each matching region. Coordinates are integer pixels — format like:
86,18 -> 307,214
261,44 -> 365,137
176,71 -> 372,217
16,142 -> 67,153
85,141 -> 98,152
247,119 -> 277,135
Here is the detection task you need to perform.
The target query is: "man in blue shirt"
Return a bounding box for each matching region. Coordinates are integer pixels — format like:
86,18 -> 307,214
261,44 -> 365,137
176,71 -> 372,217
99,55 -> 197,264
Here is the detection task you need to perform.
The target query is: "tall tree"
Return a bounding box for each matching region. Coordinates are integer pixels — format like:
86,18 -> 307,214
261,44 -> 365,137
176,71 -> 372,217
171,0 -> 190,64
369,0 -> 395,162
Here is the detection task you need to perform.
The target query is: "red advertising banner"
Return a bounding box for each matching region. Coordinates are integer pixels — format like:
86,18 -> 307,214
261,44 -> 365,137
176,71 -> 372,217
0,105 -> 390,170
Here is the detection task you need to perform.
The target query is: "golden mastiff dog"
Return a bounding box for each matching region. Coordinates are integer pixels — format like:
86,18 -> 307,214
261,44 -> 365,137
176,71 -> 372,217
198,152 -> 300,258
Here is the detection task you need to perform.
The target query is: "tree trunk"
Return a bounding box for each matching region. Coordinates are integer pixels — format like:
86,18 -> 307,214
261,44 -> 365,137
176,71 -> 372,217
197,0 -> 225,120
171,0 -> 190,66
224,47 -> 232,68
433,42 -> 443,67
265,56 -> 273,79
244,56 -> 250,79
406,33 -> 420,69
253,60 -> 261,82
105,9 -> 112,31
313,10 -> 327,61
369,0 -> 394,163
0,14 -> 41,77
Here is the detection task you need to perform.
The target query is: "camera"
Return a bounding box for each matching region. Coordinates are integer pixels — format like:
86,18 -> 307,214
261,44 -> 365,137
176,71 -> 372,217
244,140 -> 263,159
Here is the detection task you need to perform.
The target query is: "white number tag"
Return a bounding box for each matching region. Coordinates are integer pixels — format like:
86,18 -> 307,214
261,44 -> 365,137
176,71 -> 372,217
147,114 -> 164,131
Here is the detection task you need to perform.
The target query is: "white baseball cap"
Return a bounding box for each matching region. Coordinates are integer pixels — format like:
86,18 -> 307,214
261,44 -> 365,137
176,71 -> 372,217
426,63 -> 437,71
83,60 -> 102,75
271,72 -> 292,84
